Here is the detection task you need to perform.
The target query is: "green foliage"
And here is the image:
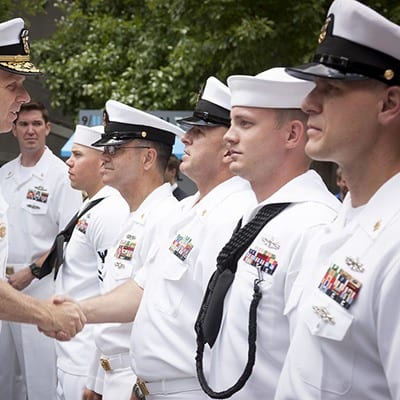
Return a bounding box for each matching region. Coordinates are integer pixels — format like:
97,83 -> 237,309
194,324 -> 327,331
0,1 -> 47,23
29,0 -> 400,115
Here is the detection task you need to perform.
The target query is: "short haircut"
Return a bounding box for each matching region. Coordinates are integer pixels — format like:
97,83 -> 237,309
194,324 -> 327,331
135,138 -> 172,174
166,154 -> 181,180
15,101 -> 50,123
274,108 -> 308,128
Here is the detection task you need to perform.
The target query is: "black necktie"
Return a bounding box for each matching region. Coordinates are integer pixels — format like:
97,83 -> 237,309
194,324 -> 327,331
195,202 -> 290,347
38,198 -> 104,280
195,202 -> 290,399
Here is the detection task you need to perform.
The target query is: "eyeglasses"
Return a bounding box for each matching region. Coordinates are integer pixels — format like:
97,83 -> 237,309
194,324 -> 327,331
103,145 -> 151,156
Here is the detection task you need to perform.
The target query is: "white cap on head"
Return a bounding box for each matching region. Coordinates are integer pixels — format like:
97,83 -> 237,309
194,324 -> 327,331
93,100 -> 184,147
328,0 -> 400,58
201,76 -> 231,111
286,0 -> 400,85
73,125 -> 104,151
228,67 -> 315,109
177,76 -> 231,129
0,17 -> 40,75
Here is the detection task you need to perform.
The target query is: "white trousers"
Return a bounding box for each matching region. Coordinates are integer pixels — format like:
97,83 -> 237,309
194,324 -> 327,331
0,321 -> 56,400
102,367 -> 136,400
57,368 -> 88,400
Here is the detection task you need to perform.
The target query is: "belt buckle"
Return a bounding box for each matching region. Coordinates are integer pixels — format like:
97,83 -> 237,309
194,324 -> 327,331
100,357 -> 112,371
133,378 -> 149,399
6,266 -> 14,275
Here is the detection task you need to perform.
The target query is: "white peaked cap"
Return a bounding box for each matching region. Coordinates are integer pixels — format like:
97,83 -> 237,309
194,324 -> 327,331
286,0 -> 400,85
177,76 -> 231,128
0,18 -> 24,46
328,0 -> 400,61
201,76 -> 231,111
0,17 -> 40,75
93,100 -> 184,146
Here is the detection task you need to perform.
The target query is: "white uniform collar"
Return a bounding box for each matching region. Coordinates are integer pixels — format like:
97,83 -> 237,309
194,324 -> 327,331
183,176 -> 254,219
245,170 -> 339,222
131,183 -> 175,224
335,172 -> 400,238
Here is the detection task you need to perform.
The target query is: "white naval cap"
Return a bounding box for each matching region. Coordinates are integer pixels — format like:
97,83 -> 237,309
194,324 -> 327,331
93,100 -> 184,147
73,125 -> 104,151
176,76 -> 231,129
0,17 -> 40,75
286,0 -> 400,85
228,67 -> 315,109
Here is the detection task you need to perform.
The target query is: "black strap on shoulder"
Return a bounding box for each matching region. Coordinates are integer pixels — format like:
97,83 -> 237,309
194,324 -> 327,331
38,197 -> 105,280
195,202 -> 290,398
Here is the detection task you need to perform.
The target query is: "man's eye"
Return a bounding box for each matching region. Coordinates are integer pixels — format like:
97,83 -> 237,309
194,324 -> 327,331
240,120 -> 252,128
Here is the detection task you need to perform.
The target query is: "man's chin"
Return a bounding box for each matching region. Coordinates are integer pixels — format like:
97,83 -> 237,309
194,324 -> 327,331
101,172 -> 116,185
228,161 -> 244,176
0,122 -> 12,134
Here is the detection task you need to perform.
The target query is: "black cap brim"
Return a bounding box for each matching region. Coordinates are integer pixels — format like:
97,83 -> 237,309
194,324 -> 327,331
176,115 -> 222,130
0,62 -> 41,76
92,136 -> 134,147
286,63 -> 369,82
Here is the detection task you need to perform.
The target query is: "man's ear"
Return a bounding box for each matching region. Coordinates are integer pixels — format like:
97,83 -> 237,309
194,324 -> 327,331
142,147 -> 157,171
45,121 -> 51,138
378,85 -> 400,126
11,123 -> 17,138
286,120 -> 305,149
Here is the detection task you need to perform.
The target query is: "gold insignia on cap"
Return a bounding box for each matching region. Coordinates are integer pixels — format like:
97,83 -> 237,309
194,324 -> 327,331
102,111 -> 107,126
196,82 -> 206,104
319,16 -> 331,44
141,131 -> 147,138
384,69 -> 394,81
0,223 -> 6,239
0,61 -> 39,73
21,29 -> 30,55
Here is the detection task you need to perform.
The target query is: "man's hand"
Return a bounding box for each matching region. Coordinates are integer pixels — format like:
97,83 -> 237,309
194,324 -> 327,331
38,296 -> 86,340
82,387 -> 102,400
7,267 -> 34,291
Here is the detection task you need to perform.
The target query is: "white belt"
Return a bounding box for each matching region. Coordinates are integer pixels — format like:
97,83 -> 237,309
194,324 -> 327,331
137,377 -> 200,395
100,353 -> 131,372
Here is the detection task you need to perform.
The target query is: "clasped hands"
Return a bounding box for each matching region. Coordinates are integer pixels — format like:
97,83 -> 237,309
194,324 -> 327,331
38,295 -> 86,341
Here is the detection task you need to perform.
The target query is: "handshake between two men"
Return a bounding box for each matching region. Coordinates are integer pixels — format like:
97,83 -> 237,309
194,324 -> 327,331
38,295 -> 87,341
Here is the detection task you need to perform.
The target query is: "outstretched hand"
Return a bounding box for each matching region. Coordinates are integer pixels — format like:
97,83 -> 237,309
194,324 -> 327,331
38,295 -> 86,341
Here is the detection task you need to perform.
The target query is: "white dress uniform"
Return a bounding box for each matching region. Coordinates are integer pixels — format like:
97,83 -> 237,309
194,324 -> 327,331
0,147 -> 82,400
274,172 -> 400,400
206,170 -> 340,399
130,176 -> 256,399
0,190 -> 8,316
55,185 -> 129,400
87,183 -> 178,399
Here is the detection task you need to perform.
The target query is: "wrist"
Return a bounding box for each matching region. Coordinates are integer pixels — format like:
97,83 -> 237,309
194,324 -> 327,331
29,262 -> 41,279
37,301 -> 56,330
